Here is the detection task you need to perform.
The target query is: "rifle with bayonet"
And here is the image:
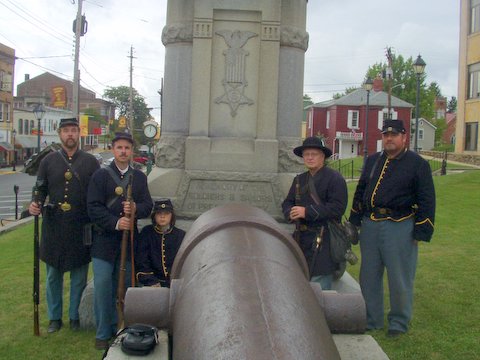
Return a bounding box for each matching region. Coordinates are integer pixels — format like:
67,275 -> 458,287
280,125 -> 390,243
116,174 -> 133,330
33,186 -> 40,336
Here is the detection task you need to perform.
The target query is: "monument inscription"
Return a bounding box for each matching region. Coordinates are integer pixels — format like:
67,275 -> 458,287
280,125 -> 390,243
183,180 -> 276,213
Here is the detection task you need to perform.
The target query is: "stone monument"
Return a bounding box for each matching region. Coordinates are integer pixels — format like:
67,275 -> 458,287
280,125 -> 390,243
148,0 -> 308,219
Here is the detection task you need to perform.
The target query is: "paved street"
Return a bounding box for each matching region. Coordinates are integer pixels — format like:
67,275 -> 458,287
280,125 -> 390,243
0,166 -> 35,222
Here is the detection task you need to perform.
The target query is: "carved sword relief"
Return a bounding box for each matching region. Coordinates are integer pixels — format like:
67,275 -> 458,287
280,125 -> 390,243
214,30 -> 257,117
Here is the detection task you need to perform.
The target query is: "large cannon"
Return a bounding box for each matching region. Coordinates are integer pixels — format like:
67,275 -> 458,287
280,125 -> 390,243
125,204 -> 365,359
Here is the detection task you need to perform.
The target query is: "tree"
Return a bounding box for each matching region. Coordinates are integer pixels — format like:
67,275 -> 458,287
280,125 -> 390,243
333,86 -> 358,100
103,86 -> 152,146
364,54 -> 439,120
447,96 -> 457,113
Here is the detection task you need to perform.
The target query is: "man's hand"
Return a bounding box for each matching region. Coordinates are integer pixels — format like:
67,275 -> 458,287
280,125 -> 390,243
117,216 -> 132,231
122,201 -> 136,216
289,206 -> 306,221
29,202 -> 41,216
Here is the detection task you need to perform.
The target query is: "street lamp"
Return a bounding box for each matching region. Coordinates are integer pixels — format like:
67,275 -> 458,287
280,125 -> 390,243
12,129 -> 16,171
33,103 -> 45,153
413,54 -> 426,152
363,77 -> 373,166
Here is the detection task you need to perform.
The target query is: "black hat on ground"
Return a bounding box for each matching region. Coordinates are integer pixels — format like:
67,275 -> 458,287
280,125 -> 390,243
59,118 -> 79,128
112,131 -> 134,145
293,136 -> 333,158
381,119 -> 406,134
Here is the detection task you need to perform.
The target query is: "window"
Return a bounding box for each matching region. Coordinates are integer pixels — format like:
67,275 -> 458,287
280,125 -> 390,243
348,110 -> 359,129
4,103 -> 9,122
0,102 -> 3,121
18,119 -> 23,135
465,122 -> 478,151
30,120 -> 35,134
418,129 -> 424,140
468,63 -> 480,99
471,0 -> 480,34
326,111 -> 330,129
24,119 -> 29,134
308,109 -> 313,130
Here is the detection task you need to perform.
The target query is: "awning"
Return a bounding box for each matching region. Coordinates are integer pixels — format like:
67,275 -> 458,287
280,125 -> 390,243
16,136 -> 39,149
0,141 -> 14,152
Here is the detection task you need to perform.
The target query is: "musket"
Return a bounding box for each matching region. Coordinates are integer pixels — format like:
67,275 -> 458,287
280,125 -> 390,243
33,186 -> 40,336
129,199 -> 136,288
116,174 -> 133,331
294,175 -> 301,244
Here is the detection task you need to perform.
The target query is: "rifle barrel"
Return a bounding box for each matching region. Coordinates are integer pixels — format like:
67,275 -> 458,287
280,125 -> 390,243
33,187 -> 40,336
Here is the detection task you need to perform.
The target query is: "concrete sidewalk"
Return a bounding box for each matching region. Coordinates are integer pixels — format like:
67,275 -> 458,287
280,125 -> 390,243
0,164 -> 24,175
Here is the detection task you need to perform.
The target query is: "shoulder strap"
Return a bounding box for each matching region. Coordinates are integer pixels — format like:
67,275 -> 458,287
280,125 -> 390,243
105,166 -> 131,209
307,173 -> 322,205
57,150 -> 82,184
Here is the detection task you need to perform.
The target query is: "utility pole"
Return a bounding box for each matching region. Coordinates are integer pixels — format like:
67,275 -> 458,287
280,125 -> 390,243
385,47 -> 393,119
128,46 -> 135,133
72,0 -> 85,120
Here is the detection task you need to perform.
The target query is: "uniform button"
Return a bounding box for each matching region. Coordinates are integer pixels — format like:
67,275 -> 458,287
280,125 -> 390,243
65,188 -> 69,192
64,195 -> 68,198
66,181 -> 69,185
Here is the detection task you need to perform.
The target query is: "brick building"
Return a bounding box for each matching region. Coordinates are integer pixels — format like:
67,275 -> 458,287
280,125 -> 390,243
305,88 -> 413,159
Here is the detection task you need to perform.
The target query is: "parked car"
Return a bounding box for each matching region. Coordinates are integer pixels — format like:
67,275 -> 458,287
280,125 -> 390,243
133,155 -> 149,165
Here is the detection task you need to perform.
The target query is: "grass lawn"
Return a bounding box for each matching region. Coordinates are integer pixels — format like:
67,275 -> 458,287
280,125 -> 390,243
0,170 -> 479,359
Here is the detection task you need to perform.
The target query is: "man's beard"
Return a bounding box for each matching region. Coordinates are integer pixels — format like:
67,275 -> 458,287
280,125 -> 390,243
62,138 -> 78,150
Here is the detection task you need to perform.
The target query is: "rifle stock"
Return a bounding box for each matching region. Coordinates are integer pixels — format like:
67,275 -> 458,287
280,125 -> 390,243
33,186 -> 40,336
116,174 -> 133,330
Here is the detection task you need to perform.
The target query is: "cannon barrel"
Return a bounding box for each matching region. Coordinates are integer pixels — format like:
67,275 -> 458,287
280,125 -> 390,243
125,204 -> 365,359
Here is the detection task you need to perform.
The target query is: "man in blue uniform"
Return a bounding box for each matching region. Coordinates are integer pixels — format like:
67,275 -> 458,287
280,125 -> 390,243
349,119 -> 435,337
87,132 -> 153,350
28,117 -> 100,333
282,136 -> 348,290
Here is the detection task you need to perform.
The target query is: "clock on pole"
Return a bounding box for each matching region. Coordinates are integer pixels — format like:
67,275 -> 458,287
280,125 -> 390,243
143,122 -> 158,139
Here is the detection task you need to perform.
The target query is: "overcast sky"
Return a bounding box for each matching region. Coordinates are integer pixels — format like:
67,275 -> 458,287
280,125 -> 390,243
0,0 -> 459,123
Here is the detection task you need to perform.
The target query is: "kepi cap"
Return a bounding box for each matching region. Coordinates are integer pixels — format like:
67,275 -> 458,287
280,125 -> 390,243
293,136 -> 333,158
112,131 -> 134,145
153,199 -> 174,213
59,118 -> 79,128
382,119 -> 406,134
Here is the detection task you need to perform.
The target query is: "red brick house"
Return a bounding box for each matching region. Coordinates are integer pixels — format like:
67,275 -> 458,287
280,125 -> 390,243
443,113 -> 456,145
305,89 -> 413,159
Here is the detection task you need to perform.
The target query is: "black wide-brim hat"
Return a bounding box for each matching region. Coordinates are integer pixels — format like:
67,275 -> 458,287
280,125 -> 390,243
293,136 -> 333,158
59,118 -> 79,128
112,131 -> 134,144
381,119 -> 406,134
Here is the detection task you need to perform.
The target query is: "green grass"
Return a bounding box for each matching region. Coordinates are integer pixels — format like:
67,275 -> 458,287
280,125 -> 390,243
1,171 -> 479,359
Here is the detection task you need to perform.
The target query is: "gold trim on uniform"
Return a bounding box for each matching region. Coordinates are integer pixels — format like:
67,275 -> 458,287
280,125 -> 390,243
416,218 -> 434,228
115,186 -> 124,196
64,171 -> 73,180
370,158 -> 390,209
370,212 -> 414,222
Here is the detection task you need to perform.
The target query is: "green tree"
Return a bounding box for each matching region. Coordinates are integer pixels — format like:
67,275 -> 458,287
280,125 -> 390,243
103,86 -> 152,146
447,96 -> 457,113
333,86 -> 358,100
365,54 -> 439,120
83,108 -> 105,124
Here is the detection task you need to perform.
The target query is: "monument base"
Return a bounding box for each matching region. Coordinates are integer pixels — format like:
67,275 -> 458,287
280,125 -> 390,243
148,168 -> 299,220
